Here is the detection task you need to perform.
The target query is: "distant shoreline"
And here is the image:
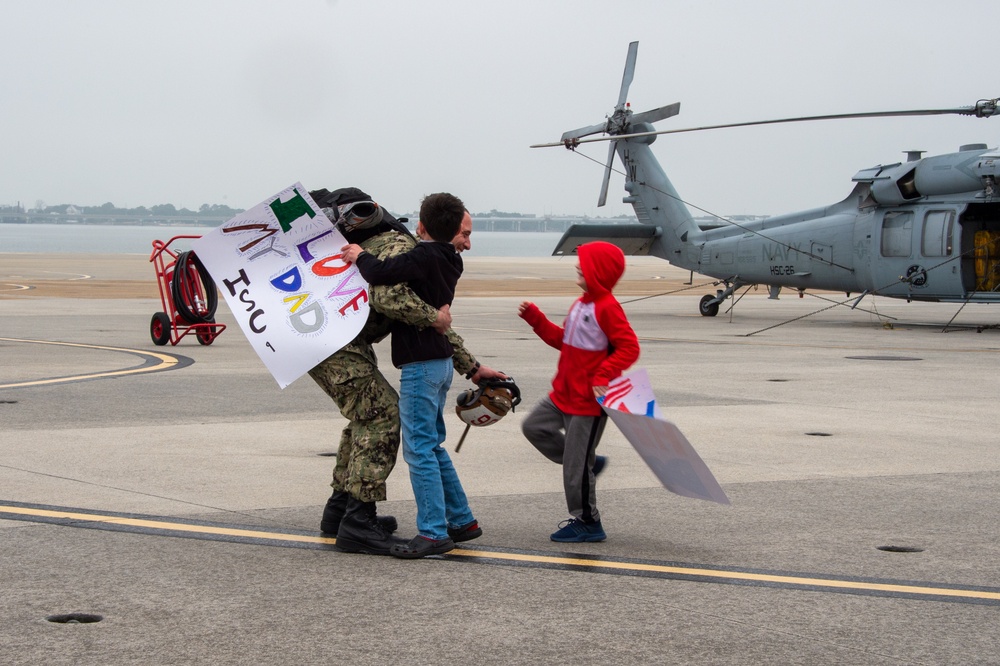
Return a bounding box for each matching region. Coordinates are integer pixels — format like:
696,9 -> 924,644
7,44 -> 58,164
0,223 -> 568,256
0,219 -> 585,232
0,216 -> 642,235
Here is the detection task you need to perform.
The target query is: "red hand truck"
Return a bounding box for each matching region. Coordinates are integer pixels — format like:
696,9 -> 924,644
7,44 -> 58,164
148,235 -> 226,346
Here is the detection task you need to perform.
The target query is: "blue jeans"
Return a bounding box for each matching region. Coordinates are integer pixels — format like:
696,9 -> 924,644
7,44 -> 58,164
399,357 -> 475,540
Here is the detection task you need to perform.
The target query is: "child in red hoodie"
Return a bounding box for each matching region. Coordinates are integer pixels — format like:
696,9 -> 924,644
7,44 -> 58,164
518,241 -> 640,542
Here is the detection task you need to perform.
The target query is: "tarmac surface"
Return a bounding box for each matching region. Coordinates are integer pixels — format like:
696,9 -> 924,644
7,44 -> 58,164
2,252 -> 1000,665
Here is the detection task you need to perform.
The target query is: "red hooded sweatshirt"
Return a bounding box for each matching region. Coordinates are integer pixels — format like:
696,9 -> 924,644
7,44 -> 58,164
519,241 -> 640,416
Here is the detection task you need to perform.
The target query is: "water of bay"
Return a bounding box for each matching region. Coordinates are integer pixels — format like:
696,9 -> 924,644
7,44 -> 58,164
0,224 -> 563,258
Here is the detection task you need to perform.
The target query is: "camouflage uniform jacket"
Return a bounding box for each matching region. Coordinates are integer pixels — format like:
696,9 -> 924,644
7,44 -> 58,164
314,229 -> 478,384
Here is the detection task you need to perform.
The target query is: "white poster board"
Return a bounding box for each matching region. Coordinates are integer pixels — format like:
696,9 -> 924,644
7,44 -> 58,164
191,183 -> 370,388
600,368 -> 730,505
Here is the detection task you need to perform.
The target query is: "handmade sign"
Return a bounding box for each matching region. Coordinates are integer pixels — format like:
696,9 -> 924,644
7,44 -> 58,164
192,183 -> 369,388
600,368 -> 730,505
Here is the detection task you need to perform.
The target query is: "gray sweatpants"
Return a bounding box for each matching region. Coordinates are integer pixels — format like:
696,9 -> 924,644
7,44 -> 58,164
521,395 -> 607,523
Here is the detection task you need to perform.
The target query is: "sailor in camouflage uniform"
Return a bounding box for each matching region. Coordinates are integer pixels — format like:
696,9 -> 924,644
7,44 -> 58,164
307,187 -> 502,555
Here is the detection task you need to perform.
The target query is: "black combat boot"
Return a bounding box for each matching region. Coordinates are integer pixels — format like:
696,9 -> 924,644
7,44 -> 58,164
320,491 -> 398,535
335,498 -> 407,555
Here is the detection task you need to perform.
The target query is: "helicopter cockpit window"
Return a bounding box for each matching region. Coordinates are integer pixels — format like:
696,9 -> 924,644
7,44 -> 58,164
881,211 -> 914,258
921,210 -> 955,257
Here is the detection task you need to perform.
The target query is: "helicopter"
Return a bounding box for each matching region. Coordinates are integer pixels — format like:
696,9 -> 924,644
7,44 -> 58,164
534,41 -> 1000,317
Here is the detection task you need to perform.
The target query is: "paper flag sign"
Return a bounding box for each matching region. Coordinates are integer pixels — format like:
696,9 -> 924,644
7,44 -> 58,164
601,369 -> 729,505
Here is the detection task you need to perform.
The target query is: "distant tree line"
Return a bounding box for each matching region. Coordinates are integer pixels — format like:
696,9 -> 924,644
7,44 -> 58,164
2,201 -> 637,221
27,202 -> 245,217
470,209 -> 632,220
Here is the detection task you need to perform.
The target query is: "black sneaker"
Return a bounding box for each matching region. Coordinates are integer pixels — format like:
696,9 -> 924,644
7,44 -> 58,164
390,535 -> 455,559
447,520 -> 482,543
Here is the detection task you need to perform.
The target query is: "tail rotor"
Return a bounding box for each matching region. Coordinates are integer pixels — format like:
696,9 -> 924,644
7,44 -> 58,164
549,41 -> 681,207
595,40 -> 638,207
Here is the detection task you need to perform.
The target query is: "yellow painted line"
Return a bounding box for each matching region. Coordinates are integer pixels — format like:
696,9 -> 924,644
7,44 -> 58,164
453,550 -> 1000,602
0,271 -> 93,281
4,503 -> 999,603
51,272 -> 92,281
1,505 -> 335,546
0,338 -> 182,389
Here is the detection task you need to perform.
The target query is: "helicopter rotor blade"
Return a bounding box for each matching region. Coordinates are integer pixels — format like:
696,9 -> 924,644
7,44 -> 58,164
560,121 -> 610,143
533,99 -> 999,149
597,140 -> 617,207
630,102 -> 681,125
558,42 -> 641,144
617,41 -> 638,107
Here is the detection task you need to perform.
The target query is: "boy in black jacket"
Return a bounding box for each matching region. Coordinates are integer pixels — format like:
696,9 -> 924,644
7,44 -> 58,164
341,192 -> 477,559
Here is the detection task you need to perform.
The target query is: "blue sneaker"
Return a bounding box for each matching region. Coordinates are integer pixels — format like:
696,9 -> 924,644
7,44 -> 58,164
550,518 -> 606,542
593,455 -> 608,477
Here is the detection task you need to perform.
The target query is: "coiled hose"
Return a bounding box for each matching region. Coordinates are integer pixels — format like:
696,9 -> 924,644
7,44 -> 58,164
171,250 -> 218,324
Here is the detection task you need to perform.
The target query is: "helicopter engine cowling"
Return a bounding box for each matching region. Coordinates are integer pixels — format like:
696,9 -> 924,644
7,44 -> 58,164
860,146 -> 999,205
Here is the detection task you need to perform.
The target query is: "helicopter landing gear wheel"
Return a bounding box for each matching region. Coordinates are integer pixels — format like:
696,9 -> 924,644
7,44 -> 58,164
699,295 -> 720,317
150,312 -> 172,345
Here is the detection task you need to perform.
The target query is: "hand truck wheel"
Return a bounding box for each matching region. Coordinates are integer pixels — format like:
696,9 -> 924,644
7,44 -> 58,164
150,312 -> 172,346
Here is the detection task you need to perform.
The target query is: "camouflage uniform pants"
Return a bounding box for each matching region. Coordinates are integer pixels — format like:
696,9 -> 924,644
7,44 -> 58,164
308,351 -> 400,503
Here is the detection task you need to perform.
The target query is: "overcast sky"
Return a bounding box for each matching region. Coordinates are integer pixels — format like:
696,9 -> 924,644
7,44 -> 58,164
2,0 -> 998,220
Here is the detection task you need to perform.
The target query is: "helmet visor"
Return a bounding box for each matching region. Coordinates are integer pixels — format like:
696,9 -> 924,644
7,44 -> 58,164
336,200 -> 383,232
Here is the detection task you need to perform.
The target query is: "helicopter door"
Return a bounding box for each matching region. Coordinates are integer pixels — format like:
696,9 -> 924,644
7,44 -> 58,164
873,210 -> 915,297
955,202 -> 1000,298
873,209 -> 961,299
917,210 -> 962,297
